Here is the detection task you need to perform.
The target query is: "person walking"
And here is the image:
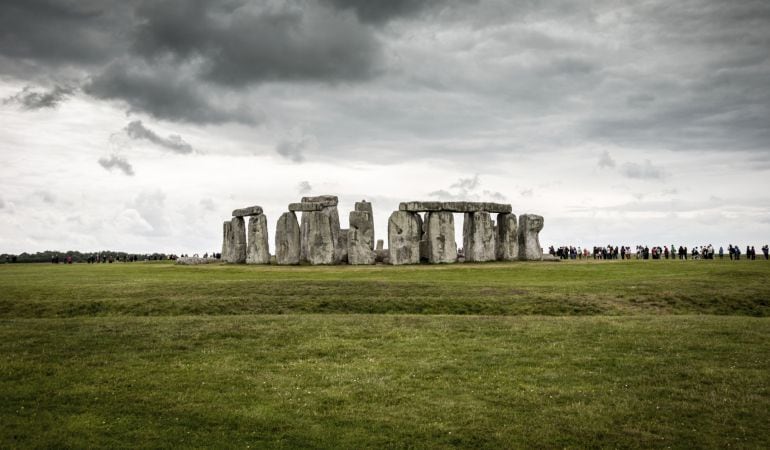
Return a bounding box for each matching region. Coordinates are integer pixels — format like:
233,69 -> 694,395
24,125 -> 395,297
763,245 -> 769,260
719,246 -> 724,259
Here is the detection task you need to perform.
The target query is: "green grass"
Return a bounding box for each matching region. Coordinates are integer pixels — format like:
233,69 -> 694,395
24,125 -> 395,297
1,260 -> 769,447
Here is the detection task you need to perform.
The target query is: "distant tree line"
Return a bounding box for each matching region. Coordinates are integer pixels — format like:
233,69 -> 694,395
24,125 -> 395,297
1,251 -> 176,263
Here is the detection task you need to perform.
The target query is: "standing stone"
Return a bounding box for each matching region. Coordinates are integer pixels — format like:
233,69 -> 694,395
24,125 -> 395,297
301,210 -> 336,265
336,229 -> 349,264
376,240 -> 384,251
388,211 -> 422,265
518,214 -> 544,261
227,216 -> 247,263
424,211 -> 457,263
222,221 -> 233,262
246,214 -> 270,264
355,201 -> 374,249
496,213 -> 518,261
275,212 -> 300,265
348,211 -> 375,265
299,195 -> 341,265
463,212 -> 496,262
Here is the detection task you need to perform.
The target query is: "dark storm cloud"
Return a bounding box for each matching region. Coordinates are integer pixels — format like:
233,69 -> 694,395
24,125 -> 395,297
3,85 -> 73,110
83,60 -> 255,124
125,120 -> 193,154
133,1 -> 381,87
0,0 -> 129,66
98,155 -> 135,176
321,0 -> 443,24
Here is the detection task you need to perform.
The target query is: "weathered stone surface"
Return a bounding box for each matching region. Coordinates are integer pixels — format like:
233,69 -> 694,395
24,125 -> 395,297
496,213 -> 518,261
388,211 -> 422,265
275,212 -> 300,265
463,212 -> 496,262
376,239 -> 384,251
301,210 -> 337,265
399,201 -> 512,213
336,229 -> 349,264
222,221 -> 232,261
288,202 -> 324,212
355,201 -> 374,249
518,214 -> 544,261
424,211 -> 457,263
301,195 -> 338,206
246,214 -> 270,264
232,205 -> 263,217
443,202 -> 512,213
348,211 -> 375,265
223,216 -> 247,263
399,201 -> 443,212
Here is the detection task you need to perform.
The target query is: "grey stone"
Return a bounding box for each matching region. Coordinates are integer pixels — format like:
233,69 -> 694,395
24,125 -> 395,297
463,212 -> 496,262
224,216 -> 247,263
288,202 -> 325,212
301,209 -> 337,265
518,214 -> 544,261
388,211 -> 422,265
221,221 -> 232,262
443,202 -> 512,213
176,256 -> 218,265
275,211 -> 300,265
496,213 -> 518,261
424,211 -> 457,263
232,205 -> 263,217
355,201 -> 374,249
399,201 -> 443,212
376,239 -> 384,251
246,214 -> 270,264
348,211 -> 375,265
336,228 -> 349,264
398,201 -> 512,213
301,195 -> 338,206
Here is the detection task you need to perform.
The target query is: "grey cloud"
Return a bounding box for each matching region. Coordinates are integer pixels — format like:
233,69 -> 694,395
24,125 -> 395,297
620,160 -> 666,180
3,85 -> 74,109
34,190 -> 56,204
84,60 -> 256,124
298,181 -> 313,194
125,120 -> 193,154
276,136 -> 312,163
133,1 -> 381,87
98,154 -> 135,176
322,0 -> 445,24
598,151 -> 616,169
483,190 -> 507,202
429,175 -> 507,201
0,198 -> 5,209
520,188 -> 533,198
450,175 -> 480,191
200,198 -> 216,211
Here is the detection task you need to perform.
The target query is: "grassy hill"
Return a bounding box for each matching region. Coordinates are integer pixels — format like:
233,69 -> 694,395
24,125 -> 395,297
1,260 -> 768,447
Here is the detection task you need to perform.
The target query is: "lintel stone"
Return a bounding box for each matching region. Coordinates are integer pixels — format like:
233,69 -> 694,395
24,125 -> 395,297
232,206 -> 263,217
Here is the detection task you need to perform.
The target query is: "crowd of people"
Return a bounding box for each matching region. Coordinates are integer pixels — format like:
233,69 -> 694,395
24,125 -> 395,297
550,244 -> 770,260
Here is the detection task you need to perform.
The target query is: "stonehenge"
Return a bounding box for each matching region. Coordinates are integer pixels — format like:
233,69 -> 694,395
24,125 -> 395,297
246,214 -> 270,264
275,212 -> 300,265
388,211 -> 422,265
348,201 -> 375,265
518,214 -> 544,261
221,197 -> 545,266
463,211 -> 496,262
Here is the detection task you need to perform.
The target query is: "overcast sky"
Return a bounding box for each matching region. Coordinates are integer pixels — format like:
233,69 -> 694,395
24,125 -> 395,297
1,0 -> 769,254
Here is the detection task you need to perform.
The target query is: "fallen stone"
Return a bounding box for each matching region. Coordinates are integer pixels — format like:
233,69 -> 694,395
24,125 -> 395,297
348,211 -> 375,265
518,214 -> 544,261
246,214 -> 270,264
388,211 -> 422,265
424,211 -> 457,263
275,211 -> 300,265
463,212 -> 496,262
496,213 -> 518,261
232,205 -> 263,217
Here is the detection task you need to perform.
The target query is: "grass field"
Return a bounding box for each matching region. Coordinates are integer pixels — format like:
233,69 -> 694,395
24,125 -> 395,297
1,260 -> 769,447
